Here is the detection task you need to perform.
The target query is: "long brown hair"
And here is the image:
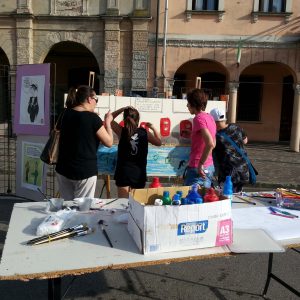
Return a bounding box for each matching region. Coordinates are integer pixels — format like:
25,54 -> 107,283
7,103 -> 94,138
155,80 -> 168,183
123,107 -> 140,141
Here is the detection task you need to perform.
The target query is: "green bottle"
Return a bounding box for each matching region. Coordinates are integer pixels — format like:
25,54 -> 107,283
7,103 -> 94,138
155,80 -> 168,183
162,191 -> 172,205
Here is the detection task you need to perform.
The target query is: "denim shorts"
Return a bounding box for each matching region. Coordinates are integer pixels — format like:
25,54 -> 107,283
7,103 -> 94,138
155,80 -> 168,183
184,165 -> 215,188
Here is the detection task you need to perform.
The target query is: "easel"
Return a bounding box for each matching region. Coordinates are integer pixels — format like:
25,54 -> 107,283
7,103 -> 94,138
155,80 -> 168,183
195,76 -> 201,89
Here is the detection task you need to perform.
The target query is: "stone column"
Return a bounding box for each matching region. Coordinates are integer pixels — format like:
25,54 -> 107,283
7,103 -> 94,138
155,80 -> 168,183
290,84 -> 300,152
131,20 -> 149,94
103,20 -> 120,94
106,0 -> 120,15
16,0 -> 33,64
17,0 -> 32,13
227,82 -> 239,123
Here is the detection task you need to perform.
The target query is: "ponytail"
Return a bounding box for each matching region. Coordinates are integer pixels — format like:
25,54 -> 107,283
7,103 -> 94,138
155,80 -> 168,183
123,107 -> 140,141
65,87 -> 77,108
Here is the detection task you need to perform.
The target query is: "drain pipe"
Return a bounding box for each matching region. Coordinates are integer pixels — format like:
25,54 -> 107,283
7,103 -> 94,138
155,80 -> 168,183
162,0 -> 168,78
153,0 -> 160,95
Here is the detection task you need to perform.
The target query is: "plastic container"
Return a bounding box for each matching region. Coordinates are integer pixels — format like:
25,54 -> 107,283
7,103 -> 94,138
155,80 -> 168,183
223,176 -> 233,203
204,188 -> 219,203
176,190 -> 183,198
150,177 -> 162,188
181,197 -> 188,205
162,191 -> 172,205
276,188 -> 300,210
46,198 -> 64,212
74,197 -> 93,211
172,193 -> 181,205
186,184 -> 203,204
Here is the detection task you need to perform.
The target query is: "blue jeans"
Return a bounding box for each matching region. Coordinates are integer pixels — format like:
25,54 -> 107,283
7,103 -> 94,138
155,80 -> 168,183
184,165 -> 215,188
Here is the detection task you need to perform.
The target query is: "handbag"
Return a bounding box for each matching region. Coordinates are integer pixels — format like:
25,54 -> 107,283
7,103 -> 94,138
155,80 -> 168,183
217,131 -> 258,185
40,110 -> 65,165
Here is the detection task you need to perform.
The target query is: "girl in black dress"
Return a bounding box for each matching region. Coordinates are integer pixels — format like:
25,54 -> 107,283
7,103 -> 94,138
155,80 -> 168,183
111,106 -> 162,198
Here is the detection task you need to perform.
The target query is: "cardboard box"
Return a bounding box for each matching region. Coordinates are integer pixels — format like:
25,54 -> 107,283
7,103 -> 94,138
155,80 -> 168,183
127,186 -> 232,254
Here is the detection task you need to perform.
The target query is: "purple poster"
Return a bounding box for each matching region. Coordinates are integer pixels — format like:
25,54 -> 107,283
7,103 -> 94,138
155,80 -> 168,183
13,64 -> 50,135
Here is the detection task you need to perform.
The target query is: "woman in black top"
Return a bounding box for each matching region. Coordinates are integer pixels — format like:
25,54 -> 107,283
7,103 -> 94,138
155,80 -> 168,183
55,85 -> 113,200
111,106 -> 162,198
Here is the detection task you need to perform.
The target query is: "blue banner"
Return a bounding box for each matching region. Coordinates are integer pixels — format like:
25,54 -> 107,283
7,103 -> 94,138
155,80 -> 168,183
97,145 -> 190,177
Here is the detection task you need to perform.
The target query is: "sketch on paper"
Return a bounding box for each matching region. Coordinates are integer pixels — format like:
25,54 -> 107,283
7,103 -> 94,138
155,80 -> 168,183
21,141 -> 44,190
13,64 -> 50,136
19,75 -> 45,126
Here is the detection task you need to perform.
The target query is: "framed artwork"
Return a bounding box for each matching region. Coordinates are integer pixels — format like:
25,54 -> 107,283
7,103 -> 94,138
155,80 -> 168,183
13,64 -> 50,136
16,135 -> 48,201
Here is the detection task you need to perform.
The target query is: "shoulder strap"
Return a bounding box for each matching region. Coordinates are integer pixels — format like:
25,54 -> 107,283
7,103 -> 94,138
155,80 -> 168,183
217,131 -> 251,166
54,109 -> 66,130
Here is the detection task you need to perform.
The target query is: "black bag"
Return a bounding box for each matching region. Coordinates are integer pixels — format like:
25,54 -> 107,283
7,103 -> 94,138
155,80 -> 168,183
40,111 -> 65,165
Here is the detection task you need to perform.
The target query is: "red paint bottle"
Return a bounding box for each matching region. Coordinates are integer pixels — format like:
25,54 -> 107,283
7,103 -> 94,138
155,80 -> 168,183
204,188 -> 219,203
149,177 -> 162,188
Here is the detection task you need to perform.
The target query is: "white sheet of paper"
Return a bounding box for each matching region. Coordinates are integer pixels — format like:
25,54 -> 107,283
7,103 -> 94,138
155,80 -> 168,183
232,207 -> 300,241
228,228 -> 285,253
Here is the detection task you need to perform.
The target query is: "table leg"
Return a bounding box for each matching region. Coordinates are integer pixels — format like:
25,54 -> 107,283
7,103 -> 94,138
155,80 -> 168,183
48,277 -> 61,300
262,252 -> 300,298
262,253 -> 273,297
105,174 -> 111,198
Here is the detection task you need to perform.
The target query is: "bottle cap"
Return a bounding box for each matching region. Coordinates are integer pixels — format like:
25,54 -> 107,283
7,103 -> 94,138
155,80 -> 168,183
150,177 -> 162,188
172,194 -> 180,201
163,191 -> 170,198
154,199 -> 163,206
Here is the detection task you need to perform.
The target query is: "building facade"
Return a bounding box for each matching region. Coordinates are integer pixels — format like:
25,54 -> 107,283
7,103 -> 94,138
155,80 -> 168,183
0,0 -> 300,151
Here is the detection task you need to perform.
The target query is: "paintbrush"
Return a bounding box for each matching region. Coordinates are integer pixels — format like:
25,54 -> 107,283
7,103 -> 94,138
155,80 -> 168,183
27,224 -> 86,245
32,227 -> 92,245
37,187 -> 50,201
98,220 -> 113,248
234,194 -> 256,205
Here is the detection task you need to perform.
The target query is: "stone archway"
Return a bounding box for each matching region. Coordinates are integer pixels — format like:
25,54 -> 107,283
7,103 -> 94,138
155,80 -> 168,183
173,59 -> 228,99
43,41 -> 100,116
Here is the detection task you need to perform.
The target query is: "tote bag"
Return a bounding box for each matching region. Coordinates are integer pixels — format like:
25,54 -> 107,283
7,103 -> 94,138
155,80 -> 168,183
40,129 -> 60,165
40,110 -> 65,165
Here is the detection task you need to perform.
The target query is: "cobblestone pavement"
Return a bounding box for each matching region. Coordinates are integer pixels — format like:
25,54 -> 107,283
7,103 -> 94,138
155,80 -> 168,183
245,142 -> 300,189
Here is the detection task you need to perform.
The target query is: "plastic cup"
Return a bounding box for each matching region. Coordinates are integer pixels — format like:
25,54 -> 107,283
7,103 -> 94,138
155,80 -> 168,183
48,198 -> 64,212
75,197 -> 93,211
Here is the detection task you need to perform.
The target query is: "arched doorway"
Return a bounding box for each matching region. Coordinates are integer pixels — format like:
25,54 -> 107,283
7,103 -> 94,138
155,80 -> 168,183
238,62 -> 294,142
43,41 -> 100,116
0,48 -> 10,123
173,59 -> 228,99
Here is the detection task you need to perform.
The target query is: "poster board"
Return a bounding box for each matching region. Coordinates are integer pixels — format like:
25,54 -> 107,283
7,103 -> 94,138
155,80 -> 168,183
97,145 -> 190,176
16,135 -> 48,201
13,64 -> 50,136
95,96 -> 225,177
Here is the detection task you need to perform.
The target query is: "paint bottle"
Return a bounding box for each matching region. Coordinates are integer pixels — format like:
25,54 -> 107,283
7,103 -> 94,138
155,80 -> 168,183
172,193 -> 181,205
186,184 -> 203,204
223,176 -> 233,204
162,191 -> 172,205
150,177 -> 162,188
204,188 -> 219,203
